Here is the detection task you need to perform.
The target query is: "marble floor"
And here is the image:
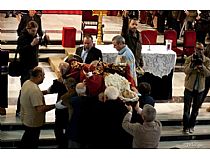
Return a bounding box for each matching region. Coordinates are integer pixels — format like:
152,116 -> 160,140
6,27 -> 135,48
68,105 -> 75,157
0,12 -> 178,44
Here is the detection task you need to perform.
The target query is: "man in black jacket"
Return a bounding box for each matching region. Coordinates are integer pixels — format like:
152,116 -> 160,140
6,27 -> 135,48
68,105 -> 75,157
75,34 -> 102,64
17,10 -> 43,37
121,10 -> 143,68
16,21 -> 40,117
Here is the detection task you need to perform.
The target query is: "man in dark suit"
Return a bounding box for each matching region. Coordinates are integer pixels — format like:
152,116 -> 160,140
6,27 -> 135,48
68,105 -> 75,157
75,34 -> 102,64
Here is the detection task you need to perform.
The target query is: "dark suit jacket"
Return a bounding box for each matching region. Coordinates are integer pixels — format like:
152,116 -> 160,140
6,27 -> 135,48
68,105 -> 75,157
75,46 -> 103,64
66,95 -> 98,145
98,99 -> 133,148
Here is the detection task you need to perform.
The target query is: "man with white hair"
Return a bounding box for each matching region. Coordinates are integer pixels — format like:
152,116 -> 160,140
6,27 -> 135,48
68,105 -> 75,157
104,86 -> 120,101
122,102 -> 162,148
75,82 -> 87,96
67,82 -> 98,148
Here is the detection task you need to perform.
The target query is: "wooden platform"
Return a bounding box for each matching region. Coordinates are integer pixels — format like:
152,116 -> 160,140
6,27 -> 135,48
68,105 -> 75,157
48,47 -> 76,78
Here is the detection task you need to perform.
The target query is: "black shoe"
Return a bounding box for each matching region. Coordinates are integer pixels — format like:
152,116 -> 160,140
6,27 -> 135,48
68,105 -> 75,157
5,15 -> 9,18
182,128 -> 189,134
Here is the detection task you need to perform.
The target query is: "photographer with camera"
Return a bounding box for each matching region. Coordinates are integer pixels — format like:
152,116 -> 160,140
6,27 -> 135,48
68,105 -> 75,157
182,42 -> 210,134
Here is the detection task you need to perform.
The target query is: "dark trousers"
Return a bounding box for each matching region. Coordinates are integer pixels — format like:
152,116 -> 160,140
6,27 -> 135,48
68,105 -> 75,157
54,108 -> 69,148
168,19 -> 181,39
19,125 -> 41,148
200,76 -> 210,107
183,89 -> 204,130
196,31 -> 207,46
16,69 -> 32,113
187,21 -> 194,30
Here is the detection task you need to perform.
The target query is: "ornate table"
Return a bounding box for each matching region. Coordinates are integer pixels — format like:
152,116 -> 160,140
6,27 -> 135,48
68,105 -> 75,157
140,45 -> 177,100
141,45 -> 176,78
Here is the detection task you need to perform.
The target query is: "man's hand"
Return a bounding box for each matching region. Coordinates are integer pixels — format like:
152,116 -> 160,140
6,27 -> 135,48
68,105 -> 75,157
122,10 -> 129,17
185,10 -> 189,16
134,101 -> 140,111
134,101 -> 142,114
196,65 -> 203,71
31,37 -> 39,46
55,100 -> 67,109
125,103 -> 133,112
196,15 -> 201,20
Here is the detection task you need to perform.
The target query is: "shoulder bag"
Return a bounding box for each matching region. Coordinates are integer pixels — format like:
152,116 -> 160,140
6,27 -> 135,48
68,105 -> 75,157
8,50 -> 22,77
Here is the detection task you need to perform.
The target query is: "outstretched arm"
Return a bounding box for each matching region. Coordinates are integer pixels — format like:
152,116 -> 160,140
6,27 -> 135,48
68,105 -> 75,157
121,11 -> 129,38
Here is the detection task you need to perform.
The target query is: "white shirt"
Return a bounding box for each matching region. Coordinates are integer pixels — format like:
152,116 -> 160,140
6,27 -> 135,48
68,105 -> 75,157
81,49 -> 88,62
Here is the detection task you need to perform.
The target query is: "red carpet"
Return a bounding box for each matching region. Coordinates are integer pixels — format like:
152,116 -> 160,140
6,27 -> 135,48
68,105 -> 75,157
42,10 -> 82,15
42,10 -> 120,16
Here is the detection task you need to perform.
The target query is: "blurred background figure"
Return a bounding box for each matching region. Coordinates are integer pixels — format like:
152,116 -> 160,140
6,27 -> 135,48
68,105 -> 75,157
5,10 -> 17,18
194,10 -> 210,46
17,10 -> 43,37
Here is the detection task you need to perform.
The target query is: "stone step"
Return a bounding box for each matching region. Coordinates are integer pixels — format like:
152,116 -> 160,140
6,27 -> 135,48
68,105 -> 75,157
1,44 -> 66,54
2,124 -> 210,148
2,116 -> 210,131
0,129 -> 56,148
159,139 -> 210,149
2,103 -> 210,131
161,125 -> 210,141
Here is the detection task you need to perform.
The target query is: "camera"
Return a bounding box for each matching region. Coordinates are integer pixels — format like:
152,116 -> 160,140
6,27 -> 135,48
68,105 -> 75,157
192,52 -> 203,66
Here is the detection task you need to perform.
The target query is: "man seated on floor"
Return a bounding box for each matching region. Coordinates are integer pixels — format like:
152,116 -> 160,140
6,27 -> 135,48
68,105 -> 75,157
75,34 -> 103,64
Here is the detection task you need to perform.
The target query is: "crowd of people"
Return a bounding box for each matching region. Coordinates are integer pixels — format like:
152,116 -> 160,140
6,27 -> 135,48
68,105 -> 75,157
126,10 -> 210,46
13,10 -> 162,148
2,10 -> 210,148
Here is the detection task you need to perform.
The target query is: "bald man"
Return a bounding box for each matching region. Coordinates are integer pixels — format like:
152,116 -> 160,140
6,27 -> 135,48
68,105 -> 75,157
19,67 -> 55,148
